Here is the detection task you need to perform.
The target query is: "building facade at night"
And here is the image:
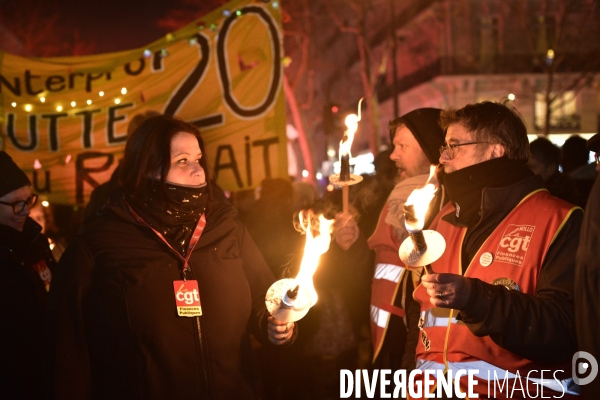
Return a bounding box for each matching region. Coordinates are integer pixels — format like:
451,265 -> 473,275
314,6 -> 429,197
283,0 -> 600,176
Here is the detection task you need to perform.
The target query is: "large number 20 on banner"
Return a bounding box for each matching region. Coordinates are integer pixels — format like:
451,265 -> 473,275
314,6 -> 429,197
0,0 -> 286,204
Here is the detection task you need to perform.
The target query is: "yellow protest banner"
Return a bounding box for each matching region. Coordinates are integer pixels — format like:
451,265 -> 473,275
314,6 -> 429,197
0,0 -> 286,204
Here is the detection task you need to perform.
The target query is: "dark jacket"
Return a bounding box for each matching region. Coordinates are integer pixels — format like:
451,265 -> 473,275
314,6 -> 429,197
448,175 -> 582,364
575,176 -> 600,396
48,195 -> 278,399
0,218 -> 57,399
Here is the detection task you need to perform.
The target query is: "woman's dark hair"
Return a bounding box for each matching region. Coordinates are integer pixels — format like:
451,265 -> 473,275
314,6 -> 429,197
120,115 -> 209,194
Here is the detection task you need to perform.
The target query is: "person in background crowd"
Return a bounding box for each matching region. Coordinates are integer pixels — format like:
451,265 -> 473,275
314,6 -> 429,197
528,137 -> 582,206
367,108 -> 446,372
47,115 -> 294,399
575,132 -> 600,397
562,134 -> 597,204
0,151 -> 57,399
415,102 -> 582,397
283,198 -> 372,400
84,110 -> 161,222
244,177 -> 304,278
351,148 -> 397,240
292,181 -> 317,213
29,202 -> 68,261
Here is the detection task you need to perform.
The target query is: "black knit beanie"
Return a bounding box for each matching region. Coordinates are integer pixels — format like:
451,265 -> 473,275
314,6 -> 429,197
0,151 -> 31,198
389,108 -> 445,164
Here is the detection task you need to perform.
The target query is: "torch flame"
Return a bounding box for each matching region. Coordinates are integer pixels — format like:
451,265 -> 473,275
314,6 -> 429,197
339,113 -> 358,159
295,210 -> 334,306
338,98 -> 364,159
405,165 -> 439,231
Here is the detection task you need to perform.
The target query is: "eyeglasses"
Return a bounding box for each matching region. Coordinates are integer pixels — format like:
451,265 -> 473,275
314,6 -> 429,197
0,194 -> 38,214
439,141 -> 489,159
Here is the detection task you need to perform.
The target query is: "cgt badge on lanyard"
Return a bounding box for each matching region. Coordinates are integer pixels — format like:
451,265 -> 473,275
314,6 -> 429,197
173,280 -> 202,317
31,260 -> 52,292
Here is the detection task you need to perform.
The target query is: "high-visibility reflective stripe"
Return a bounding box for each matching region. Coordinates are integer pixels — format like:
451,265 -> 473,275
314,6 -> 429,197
416,359 -> 580,395
374,263 -> 404,283
420,309 -> 457,328
370,305 -> 389,328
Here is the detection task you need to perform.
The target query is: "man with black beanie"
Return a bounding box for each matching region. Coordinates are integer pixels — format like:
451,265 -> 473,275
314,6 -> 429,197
412,102 -> 582,397
367,108 -> 446,373
0,151 -> 57,398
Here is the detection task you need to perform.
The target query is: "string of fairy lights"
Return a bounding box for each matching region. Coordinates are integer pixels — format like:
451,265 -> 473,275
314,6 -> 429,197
7,0 -> 280,116
3,0 -> 281,206
9,87 -> 128,113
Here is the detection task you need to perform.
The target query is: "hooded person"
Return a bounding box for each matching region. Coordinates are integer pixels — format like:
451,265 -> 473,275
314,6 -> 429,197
0,151 -> 57,398
367,108 -> 446,371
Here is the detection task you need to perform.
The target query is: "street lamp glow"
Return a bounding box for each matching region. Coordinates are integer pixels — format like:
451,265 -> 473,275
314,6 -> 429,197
87,99 -> 92,105
114,98 -> 121,104
71,101 -> 76,107
56,105 -> 63,112
121,87 -> 127,95
40,97 -> 46,103
24,104 -> 32,112
99,91 -> 105,97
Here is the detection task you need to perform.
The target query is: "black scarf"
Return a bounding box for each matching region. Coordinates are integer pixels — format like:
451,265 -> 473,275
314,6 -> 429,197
124,179 -> 209,256
442,157 -> 534,227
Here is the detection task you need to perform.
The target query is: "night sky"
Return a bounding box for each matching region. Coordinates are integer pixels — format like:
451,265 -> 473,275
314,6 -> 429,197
57,0 -> 175,53
0,0 -> 225,56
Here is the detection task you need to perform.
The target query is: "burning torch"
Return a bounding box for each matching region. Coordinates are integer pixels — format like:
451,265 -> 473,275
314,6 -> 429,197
329,98 -> 364,213
265,210 -> 334,323
398,166 -> 446,274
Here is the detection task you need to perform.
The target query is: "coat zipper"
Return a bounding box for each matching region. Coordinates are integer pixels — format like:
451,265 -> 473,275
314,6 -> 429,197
188,269 -> 215,399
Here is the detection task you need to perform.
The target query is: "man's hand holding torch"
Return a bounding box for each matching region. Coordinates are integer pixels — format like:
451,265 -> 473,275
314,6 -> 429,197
421,273 -> 472,309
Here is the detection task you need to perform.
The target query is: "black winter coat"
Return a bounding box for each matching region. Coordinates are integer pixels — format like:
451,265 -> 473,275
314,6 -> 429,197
48,196 -> 277,399
0,218 -> 56,399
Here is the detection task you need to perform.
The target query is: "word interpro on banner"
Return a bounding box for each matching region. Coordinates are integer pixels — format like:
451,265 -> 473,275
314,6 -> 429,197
340,368 -> 572,398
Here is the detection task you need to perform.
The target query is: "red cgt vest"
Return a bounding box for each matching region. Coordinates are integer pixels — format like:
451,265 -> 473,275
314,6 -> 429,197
412,189 -> 581,399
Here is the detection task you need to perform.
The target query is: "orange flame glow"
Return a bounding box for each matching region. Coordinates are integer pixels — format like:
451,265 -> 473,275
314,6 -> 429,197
338,98 -> 364,159
295,211 -> 334,306
339,113 -> 358,158
405,165 -> 439,231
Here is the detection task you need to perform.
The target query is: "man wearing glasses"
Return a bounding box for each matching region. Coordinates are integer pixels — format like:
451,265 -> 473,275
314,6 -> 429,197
411,102 -> 583,397
0,151 -> 57,398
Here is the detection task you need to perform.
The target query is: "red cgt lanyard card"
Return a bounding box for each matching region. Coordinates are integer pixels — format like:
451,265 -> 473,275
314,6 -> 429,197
124,198 -> 206,317
173,280 -> 202,317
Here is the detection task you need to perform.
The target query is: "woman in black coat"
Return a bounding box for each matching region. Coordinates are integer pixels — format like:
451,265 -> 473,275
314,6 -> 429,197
48,115 -> 294,399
